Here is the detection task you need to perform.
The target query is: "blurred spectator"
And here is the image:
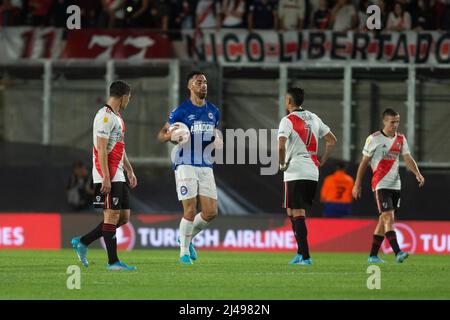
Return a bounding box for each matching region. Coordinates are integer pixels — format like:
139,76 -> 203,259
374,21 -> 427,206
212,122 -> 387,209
170,0 -> 196,30
48,0 -> 70,28
278,0 -> 306,31
386,1 -> 411,31
195,0 -> 221,30
28,0 -> 53,26
432,0 -> 447,30
148,0 -> 169,32
442,2 -> 450,30
0,0 -> 22,26
98,0 -> 126,28
66,161 -> 94,211
411,0 -> 433,31
330,0 -> 357,32
309,0 -> 320,28
124,0 -> 149,28
77,0 -> 101,28
358,0 -> 371,31
312,0 -> 330,30
377,0 -> 390,30
320,162 -> 354,218
220,0 -> 246,28
247,0 -> 278,31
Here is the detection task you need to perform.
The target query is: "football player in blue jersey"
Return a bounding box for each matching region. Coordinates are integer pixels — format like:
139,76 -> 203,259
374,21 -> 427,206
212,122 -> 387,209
158,71 -> 223,265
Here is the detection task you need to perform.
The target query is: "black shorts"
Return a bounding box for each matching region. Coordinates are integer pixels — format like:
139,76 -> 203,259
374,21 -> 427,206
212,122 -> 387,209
93,182 -> 130,210
282,180 -> 317,209
373,189 -> 400,214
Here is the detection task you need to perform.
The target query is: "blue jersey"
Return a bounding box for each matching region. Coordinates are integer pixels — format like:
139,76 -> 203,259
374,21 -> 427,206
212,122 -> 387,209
168,99 -> 220,170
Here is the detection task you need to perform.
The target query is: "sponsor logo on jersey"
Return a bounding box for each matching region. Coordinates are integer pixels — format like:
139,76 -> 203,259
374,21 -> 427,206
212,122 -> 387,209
191,122 -> 215,134
382,150 -> 400,160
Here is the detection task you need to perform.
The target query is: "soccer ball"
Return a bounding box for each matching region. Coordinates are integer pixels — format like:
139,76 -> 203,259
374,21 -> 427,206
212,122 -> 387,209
169,122 -> 190,144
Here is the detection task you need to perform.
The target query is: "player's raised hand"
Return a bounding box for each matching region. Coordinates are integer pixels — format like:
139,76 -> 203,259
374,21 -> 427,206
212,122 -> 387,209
101,177 -> 111,194
416,173 -> 425,187
127,171 -> 138,189
352,184 -> 361,199
165,124 -> 180,139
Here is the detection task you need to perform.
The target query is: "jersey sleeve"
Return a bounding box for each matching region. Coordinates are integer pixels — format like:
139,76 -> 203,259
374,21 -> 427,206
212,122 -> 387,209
94,111 -> 114,139
362,135 -> 376,157
401,135 -> 411,155
168,107 -> 183,125
317,116 -> 331,138
277,117 -> 292,139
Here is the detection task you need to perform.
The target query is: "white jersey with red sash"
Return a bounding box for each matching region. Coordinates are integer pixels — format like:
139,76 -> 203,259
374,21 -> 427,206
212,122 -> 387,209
362,131 -> 410,191
92,106 -> 126,184
277,110 -> 330,182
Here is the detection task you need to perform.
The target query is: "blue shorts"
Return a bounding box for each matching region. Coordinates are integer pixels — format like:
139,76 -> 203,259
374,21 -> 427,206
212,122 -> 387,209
323,203 -> 352,217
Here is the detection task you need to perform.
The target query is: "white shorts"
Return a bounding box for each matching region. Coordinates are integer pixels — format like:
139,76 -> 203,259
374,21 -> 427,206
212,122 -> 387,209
174,165 -> 217,201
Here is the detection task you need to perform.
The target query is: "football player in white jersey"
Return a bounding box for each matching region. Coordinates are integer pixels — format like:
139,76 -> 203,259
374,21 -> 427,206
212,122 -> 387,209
352,108 -> 425,264
71,81 -> 138,271
278,87 -> 337,265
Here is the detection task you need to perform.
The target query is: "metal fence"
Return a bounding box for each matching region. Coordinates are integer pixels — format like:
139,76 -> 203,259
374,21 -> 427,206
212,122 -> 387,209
1,59 -> 450,167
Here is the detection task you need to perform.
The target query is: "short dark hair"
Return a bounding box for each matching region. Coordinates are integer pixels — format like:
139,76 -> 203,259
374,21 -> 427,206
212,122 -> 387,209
109,80 -> 131,98
287,87 -> 304,106
186,70 -> 205,84
382,108 -> 399,118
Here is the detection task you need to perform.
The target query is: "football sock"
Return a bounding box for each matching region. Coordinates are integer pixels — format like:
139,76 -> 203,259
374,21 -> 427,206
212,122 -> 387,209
290,216 -> 301,255
369,234 -> 384,257
179,218 -> 194,257
192,212 -> 209,239
294,216 -> 310,260
102,223 -> 119,265
385,230 -> 401,255
80,222 -> 103,246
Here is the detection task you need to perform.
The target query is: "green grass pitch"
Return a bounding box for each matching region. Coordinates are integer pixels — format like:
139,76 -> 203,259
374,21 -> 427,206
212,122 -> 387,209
1,249 -> 449,299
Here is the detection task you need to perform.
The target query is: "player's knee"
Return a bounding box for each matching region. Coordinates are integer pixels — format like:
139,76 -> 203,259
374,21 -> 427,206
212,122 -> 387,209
104,210 -> 120,224
203,209 -> 218,221
381,212 -> 394,225
183,208 -> 196,220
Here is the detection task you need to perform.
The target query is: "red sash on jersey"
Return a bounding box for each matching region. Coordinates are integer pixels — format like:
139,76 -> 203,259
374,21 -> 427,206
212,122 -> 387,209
93,142 -> 125,180
371,135 -> 404,190
287,114 -> 320,167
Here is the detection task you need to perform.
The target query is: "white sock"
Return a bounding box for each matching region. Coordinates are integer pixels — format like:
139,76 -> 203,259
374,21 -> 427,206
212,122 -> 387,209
179,218 -> 194,257
192,212 -> 210,239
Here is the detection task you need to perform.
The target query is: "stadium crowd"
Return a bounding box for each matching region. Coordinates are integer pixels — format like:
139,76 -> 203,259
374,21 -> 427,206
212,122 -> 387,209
1,0 -> 450,32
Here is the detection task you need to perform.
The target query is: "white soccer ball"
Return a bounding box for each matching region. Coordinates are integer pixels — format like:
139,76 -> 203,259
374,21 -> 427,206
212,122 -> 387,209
169,122 -> 190,144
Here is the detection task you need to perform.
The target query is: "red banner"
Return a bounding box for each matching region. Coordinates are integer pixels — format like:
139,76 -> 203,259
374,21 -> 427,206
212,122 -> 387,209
0,27 -> 63,59
2,213 -> 449,254
61,29 -> 172,60
68,214 -> 448,255
0,214 -> 61,249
